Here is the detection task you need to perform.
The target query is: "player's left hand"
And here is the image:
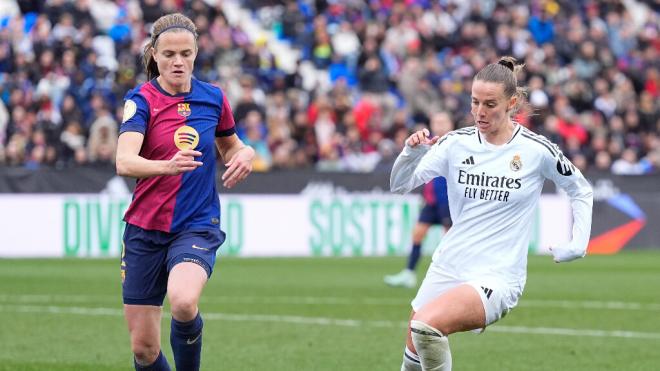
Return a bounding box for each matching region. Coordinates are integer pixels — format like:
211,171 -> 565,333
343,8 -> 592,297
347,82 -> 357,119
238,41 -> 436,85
549,244 -> 586,263
406,128 -> 440,148
222,146 -> 255,188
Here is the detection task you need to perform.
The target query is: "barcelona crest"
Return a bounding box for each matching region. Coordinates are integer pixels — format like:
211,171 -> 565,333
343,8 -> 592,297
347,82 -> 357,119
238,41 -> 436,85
177,102 -> 191,117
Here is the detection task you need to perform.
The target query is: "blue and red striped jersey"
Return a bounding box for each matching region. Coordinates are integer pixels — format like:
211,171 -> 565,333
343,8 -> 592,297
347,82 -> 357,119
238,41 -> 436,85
119,78 -> 235,232
422,177 -> 449,207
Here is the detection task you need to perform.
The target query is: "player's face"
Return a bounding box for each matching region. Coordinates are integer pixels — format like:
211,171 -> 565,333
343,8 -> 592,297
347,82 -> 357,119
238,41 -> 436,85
470,80 -> 516,135
152,31 -> 197,93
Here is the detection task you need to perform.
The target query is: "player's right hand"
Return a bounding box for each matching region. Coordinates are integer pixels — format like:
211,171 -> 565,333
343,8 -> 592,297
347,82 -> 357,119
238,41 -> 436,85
165,149 -> 203,175
406,129 -> 440,148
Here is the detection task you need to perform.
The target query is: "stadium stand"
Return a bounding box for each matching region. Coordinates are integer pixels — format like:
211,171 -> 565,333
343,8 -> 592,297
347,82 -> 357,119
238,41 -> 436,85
0,0 -> 658,174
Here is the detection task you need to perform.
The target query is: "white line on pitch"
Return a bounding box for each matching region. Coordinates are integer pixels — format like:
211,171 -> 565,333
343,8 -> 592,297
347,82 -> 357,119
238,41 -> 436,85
1,304 -> 659,340
1,294 -> 660,312
518,299 -> 660,311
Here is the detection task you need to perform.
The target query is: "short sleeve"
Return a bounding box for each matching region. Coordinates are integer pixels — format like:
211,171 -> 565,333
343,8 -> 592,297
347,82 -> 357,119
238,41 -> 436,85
216,94 -> 236,137
119,89 -> 150,135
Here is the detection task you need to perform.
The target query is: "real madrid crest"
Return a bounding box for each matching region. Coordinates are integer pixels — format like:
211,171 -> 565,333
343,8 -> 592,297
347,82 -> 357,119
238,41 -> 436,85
510,154 -> 522,171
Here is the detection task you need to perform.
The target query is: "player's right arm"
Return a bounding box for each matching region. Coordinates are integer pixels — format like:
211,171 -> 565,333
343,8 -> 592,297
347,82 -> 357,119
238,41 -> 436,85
116,132 -> 202,178
390,128 -> 448,194
116,92 -> 202,178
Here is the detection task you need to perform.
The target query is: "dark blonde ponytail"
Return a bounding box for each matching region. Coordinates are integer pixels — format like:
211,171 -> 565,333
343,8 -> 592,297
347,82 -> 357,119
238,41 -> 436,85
142,13 -> 198,80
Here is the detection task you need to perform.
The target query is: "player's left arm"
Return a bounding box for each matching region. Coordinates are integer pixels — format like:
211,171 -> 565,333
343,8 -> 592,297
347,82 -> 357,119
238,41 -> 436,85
216,134 -> 255,189
542,147 -> 594,263
215,93 -> 255,188
390,129 -> 449,194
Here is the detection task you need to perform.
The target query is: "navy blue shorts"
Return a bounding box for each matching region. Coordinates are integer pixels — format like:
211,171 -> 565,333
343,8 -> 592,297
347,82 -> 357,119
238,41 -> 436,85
121,223 -> 225,306
418,203 -> 452,227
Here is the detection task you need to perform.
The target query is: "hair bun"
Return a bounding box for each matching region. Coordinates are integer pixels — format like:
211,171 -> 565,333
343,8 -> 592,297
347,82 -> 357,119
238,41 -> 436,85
498,59 -> 515,72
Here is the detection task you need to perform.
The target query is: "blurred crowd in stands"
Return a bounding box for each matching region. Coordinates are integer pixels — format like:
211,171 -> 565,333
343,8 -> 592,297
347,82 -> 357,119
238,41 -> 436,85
0,0 -> 658,175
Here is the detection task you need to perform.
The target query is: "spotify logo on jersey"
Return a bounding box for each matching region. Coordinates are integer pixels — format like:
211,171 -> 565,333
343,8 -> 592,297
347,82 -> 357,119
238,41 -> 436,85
174,125 -> 199,150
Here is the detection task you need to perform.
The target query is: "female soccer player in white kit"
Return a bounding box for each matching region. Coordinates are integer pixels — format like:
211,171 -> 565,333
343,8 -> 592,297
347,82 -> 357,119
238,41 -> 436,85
390,56 -> 593,371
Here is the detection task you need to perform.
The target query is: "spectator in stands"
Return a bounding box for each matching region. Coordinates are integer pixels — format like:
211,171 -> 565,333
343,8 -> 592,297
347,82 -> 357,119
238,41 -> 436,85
0,98 -> 7,163
87,114 -> 117,165
58,120 -> 86,166
611,148 -> 651,175
240,110 -> 271,171
0,0 -> 657,176
529,9 -> 555,45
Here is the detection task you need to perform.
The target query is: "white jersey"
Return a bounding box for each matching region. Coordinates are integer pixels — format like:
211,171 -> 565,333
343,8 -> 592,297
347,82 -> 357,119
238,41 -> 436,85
391,125 -> 593,288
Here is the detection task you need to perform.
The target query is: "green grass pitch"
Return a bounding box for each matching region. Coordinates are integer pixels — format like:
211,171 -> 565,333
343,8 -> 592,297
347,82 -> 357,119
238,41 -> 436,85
1,251 -> 659,370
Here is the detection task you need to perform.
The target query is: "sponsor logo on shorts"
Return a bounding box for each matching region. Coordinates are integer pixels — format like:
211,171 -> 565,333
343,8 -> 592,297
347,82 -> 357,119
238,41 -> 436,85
192,244 -> 210,251
186,331 -> 202,344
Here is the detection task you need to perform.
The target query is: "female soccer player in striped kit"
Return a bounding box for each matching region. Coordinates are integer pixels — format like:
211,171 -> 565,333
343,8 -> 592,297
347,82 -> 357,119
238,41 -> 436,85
116,13 -> 255,371
391,57 -> 593,371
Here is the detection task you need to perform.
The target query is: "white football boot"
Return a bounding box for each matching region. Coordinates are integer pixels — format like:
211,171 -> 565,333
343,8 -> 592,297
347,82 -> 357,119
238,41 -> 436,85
384,269 -> 417,288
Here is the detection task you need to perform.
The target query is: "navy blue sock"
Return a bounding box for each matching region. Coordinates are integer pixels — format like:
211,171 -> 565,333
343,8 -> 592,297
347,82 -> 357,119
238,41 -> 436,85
170,312 -> 203,371
134,350 -> 170,371
406,244 -> 422,271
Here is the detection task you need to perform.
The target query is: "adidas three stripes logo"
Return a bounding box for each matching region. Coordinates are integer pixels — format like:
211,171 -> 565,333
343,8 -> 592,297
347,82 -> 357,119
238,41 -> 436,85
462,156 -> 475,165
481,286 -> 493,299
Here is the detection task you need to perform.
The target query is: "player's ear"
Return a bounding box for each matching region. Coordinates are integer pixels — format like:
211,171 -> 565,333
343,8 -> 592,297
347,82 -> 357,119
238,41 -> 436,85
507,95 -> 517,113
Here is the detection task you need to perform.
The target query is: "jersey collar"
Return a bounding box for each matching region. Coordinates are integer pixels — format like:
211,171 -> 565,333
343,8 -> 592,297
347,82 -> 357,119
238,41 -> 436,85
151,78 -> 194,97
476,123 -> 522,148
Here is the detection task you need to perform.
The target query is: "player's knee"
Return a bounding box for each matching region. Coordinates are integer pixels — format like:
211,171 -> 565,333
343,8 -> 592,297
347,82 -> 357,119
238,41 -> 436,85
411,313 -> 451,335
169,293 -> 198,321
131,339 -> 160,364
411,311 -> 428,323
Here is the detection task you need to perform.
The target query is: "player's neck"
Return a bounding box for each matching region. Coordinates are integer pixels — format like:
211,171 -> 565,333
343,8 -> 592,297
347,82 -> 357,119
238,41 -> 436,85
482,120 -> 516,146
156,76 -> 191,95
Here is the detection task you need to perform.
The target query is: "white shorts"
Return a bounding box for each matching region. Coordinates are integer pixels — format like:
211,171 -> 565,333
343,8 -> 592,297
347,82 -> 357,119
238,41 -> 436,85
411,265 -> 522,332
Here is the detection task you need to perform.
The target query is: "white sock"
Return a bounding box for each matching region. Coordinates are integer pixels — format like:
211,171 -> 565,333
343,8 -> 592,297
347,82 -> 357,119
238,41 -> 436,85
401,346 -> 422,371
410,320 -> 452,371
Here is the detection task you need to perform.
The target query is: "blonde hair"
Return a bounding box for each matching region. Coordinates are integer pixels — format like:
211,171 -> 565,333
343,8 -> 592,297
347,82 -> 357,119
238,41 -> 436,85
474,56 -> 528,114
142,13 -> 198,80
